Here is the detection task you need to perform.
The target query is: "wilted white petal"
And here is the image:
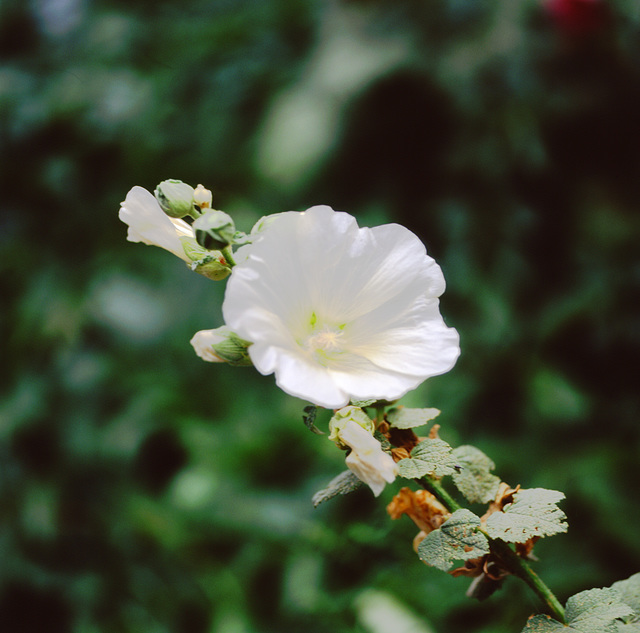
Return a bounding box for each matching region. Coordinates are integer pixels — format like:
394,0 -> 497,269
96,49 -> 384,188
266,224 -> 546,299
221,205 -> 460,408
340,421 -> 397,496
119,186 -> 193,262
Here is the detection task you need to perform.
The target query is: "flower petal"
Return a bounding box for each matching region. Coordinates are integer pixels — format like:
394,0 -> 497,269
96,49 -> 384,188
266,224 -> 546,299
119,186 -> 193,262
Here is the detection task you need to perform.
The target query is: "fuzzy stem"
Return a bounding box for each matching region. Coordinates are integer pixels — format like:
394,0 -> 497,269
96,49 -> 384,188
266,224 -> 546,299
417,476 -> 566,624
221,246 -> 236,267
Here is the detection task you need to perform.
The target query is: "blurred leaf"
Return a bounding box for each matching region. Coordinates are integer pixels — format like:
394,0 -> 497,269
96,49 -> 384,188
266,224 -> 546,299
451,445 -> 501,504
312,470 -> 362,507
387,407 -> 441,430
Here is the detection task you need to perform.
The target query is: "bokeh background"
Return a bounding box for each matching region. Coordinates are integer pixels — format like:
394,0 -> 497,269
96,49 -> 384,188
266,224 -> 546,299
2,0 -> 640,631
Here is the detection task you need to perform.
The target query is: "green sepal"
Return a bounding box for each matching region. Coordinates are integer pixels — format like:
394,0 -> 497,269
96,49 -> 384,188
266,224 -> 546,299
193,209 -> 236,250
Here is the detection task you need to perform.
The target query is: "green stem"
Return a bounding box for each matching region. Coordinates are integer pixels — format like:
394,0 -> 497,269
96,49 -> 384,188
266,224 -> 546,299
221,246 -> 236,267
490,539 -> 565,623
418,476 -> 566,624
417,475 -> 462,514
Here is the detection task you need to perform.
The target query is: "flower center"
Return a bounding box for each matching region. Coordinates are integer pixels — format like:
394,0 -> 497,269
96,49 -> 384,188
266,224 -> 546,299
303,321 -> 345,365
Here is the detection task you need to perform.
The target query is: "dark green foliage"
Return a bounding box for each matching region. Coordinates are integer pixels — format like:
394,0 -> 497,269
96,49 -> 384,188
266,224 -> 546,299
2,1 -> 640,632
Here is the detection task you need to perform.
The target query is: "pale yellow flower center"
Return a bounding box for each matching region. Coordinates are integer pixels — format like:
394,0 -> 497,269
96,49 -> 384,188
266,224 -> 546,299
302,315 -> 346,365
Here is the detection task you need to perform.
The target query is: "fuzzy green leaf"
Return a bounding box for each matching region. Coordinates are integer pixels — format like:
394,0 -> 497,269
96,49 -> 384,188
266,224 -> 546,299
451,445 -> 501,504
485,488 -> 568,543
396,438 -> 457,479
312,470 -> 362,507
387,407 -> 441,429
521,614 -> 573,632
417,509 -> 489,572
565,588 -> 634,632
611,573 -> 640,615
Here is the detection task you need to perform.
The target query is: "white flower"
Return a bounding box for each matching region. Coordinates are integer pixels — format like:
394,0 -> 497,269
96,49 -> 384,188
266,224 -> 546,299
339,420 -> 398,497
119,186 -> 194,262
222,205 -> 460,409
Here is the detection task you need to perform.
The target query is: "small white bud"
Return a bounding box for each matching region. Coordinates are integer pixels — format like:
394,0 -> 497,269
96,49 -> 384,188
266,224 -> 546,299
193,184 -> 213,209
190,327 -> 252,366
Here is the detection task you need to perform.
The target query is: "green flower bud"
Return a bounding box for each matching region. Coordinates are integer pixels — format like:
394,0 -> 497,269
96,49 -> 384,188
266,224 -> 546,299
154,180 -> 196,218
328,406 -> 375,448
190,326 -> 252,366
193,210 -> 236,251
189,253 -> 232,281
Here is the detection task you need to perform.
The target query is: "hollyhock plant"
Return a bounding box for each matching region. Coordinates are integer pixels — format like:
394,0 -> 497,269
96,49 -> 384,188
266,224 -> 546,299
119,180 -> 640,631
221,205 -> 460,409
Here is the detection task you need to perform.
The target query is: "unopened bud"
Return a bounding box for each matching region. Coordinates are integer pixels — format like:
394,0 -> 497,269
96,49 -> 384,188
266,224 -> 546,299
193,210 -> 236,251
190,326 -> 252,366
328,406 -> 375,448
193,184 -> 213,209
187,251 -> 231,280
154,180 -> 195,218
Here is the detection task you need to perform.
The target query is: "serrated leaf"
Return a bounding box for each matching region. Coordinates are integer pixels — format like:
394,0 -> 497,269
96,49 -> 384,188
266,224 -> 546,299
302,405 -> 324,435
611,573 -> 640,615
485,488 -> 568,543
417,509 -> 489,571
521,614 -> 574,632
451,445 -> 501,504
565,588 -> 634,633
397,438 -> 457,479
387,407 -> 441,429
312,470 -> 362,507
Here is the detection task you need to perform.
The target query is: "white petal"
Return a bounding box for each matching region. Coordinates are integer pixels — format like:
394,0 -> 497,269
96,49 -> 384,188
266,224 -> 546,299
119,186 -> 192,262
190,329 -> 226,363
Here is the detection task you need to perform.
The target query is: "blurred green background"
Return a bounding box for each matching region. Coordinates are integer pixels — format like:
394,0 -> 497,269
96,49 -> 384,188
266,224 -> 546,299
2,0 -> 640,631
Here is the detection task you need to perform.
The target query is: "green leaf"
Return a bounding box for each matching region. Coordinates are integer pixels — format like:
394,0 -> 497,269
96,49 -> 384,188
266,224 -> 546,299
302,405 -> 324,435
387,407 -> 441,429
417,509 -> 489,572
611,573 -> 640,615
451,445 -> 501,504
485,488 -> 568,543
396,438 -> 458,479
521,614 -> 573,632
351,398 -> 377,408
312,470 -> 362,507
564,588 -> 634,632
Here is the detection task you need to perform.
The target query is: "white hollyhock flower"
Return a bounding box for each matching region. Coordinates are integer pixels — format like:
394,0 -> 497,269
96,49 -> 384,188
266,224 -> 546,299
222,205 -> 460,408
119,186 -> 194,262
340,420 -> 398,497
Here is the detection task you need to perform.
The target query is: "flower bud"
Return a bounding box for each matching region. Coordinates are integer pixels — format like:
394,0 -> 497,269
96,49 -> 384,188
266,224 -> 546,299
190,326 -> 252,366
154,180 -> 196,218
193,210 -> 236,251
193,184 -> 213,209
191,256 -> 232,281
328,406 -> 375,448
